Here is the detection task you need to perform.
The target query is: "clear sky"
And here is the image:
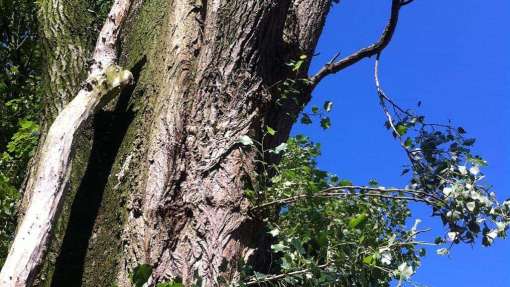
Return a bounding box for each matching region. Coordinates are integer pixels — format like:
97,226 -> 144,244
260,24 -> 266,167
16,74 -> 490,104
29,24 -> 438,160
293,0 -> 510,286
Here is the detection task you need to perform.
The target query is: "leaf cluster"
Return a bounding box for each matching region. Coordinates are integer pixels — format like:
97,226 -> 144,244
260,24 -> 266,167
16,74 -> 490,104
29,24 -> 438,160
242,137 -> 425,286
0,0 -> 42,267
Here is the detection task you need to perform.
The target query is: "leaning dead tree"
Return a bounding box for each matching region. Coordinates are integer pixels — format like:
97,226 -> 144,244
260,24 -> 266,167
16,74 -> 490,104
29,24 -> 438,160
2,0 -> 413,286
0,0 -> 133,285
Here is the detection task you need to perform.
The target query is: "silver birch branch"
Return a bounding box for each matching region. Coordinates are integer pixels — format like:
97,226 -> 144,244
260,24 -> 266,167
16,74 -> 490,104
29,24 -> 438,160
0,1 -> 133,286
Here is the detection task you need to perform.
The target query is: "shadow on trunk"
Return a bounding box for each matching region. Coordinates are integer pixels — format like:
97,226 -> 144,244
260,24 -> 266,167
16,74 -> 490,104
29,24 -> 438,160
50,58 -> 145,286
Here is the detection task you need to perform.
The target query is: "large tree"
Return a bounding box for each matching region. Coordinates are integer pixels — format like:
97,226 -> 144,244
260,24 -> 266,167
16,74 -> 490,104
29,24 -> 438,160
1,0 -> 509,286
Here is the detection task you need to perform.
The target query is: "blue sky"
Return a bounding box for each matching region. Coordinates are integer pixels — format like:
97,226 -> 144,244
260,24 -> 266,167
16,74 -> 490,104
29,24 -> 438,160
293,0 -> 510,286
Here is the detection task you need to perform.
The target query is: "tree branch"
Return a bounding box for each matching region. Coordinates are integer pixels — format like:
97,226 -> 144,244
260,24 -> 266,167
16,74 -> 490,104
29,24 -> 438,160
0,1 -> 133,286
309,0 -> 411,88
252,185 -> 443,211
245,264 -> 331,286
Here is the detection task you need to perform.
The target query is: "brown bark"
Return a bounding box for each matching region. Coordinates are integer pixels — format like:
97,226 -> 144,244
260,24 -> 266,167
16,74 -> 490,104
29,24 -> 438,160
114,0 -> 330,285
14,0 -> 333,286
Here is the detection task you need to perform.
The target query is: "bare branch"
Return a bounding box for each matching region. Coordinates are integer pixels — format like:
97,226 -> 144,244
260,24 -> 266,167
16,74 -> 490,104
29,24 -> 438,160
400,0 -> 416,7
309,0 -> 410,88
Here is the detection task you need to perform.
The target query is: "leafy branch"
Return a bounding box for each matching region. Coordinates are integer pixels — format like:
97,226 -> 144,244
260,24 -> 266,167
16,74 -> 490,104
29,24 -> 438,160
372,53 -> 510,246
252,185 -> 442,211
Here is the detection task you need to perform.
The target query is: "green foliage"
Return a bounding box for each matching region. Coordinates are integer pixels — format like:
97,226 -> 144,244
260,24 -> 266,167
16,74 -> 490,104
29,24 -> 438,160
1,119 -> 39,182
243,137 -> 425,286
0,173 -> 18,267
300,100 -> 333,130
130,264 -> 153,287
0,0 -> 43,267
156,282 -> 185,287
380,101 -> 510,247
0,0 -> 42,149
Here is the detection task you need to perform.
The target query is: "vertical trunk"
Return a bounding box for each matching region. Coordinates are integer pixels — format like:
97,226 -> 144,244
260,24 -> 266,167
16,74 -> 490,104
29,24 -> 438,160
19,0 -> 93,216
1,0 -> 133,285
15,0 -> 95,285
113,0 -> 330,285
15,0 -> 332,286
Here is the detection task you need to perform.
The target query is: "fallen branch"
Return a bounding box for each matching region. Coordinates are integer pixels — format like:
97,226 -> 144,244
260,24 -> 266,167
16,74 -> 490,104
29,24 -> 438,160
0,1 -> 133,286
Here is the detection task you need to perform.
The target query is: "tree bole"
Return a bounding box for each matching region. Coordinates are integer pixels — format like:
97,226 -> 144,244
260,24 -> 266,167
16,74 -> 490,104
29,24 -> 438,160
9,0 -> 332,286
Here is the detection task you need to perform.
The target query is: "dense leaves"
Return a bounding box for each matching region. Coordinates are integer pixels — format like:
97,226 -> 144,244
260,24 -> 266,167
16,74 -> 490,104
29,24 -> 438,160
0,173 -> 18,267
241,137 -> 426,286
0,0 -> 42,266
377,92 -> 510,248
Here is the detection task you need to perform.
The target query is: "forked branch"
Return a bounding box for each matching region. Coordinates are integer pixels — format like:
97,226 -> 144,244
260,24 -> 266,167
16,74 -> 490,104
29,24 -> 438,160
309,0 -> 413,88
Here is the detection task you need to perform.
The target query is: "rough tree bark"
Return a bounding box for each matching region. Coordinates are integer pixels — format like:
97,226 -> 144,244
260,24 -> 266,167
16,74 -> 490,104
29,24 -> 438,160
4,0 -> 408,286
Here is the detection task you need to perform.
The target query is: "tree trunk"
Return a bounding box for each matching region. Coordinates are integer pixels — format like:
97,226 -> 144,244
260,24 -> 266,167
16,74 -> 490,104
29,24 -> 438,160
13,0 -> 332,286
0,0 -> 133,285
15,0 -> 97,285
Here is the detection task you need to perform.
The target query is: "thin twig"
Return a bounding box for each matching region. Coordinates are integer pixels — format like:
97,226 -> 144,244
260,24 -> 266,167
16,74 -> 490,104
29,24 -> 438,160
400,0 -> 416,7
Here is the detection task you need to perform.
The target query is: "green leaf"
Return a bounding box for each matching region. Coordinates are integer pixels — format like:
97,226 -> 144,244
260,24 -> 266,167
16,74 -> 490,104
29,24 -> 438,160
266,126 -> 276,136
238,135 -> 254,146
320,117 -> 331,129
9,65 -> 19,75
271,242 -> 286,253
292,60 -> 304,71
311,106 -> 319,114
404,137 -> 413,148
362,254 -> 376,266
130,264 -> 153,287
434,237 -> 444,245
349,213 -> 368,229
338,179 -> 352,187
268,228 -> 280,237
436,248 -> 449,256
463,138 -> 476,146
323,101 -> 333,112
156,280 -> 184,287
396,124 -> 407,136
301,114 -> 312,125
273,143 -> 288,154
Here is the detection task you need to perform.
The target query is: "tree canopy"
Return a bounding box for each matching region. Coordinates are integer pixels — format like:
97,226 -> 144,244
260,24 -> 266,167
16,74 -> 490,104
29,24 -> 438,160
0,0 -> 508,286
